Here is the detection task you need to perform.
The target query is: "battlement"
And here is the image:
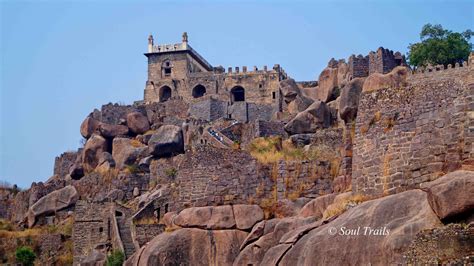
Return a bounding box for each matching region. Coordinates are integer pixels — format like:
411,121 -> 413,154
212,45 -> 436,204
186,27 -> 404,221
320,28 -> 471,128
410,60 -> 470,76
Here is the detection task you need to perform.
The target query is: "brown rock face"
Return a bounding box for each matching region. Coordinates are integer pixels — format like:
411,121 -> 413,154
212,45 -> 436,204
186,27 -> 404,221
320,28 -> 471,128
234,217 -> 315,265
27,185 -> 78,227
80,116 -> 100,139
148,125 -> 184,157
112,138 -> 147,170
317,67 -> 338,102
362,66 -> 408,92
298,193 -> 336,218
82,134 -> 109,170
284,100 -> 332,135
173,206 -> 234,229
287,94 -> 314,115
279,78 -> 300,103
127,112 -> 150,135
125,228 -> 247,266
339,78 -> 365,123
277,190 -> 442,265
172,205 -> 264,230
233,205 -> 264,230
421,170 -> 474,220
98,123 -> 129,138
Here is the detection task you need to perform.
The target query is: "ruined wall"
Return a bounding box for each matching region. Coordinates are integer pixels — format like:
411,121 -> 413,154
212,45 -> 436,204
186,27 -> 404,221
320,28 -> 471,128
352,65 -> 472,195
188,98 -> 228,121
133,224 -> 165,247
348,55 -> 369,78
73,201 -> 113,265
54,151 -> 79,178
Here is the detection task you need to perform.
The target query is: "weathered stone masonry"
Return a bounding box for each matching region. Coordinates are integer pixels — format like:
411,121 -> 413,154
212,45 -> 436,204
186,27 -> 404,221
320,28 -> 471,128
352,62 -> 473,195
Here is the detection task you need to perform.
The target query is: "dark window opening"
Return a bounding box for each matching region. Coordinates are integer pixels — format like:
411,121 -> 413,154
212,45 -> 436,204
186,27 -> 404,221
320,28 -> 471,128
259,84 -> 263,88
272,91 -> 276,99
115,211 -> 123,217
165,204 -> 169,213
155,207 -> 161,218
159,86 -> 172,102
99,227 -> 103,233
192,85 -> 206,98
164,68 -> 171,76
228,114 -> 232,119
230,86 -> 245,102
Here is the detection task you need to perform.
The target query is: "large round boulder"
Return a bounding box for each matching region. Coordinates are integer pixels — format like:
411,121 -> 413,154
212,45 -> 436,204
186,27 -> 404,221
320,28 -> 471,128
316,67 -> 338,102
362,66 -> 408,92
276,190 -> 442,265
98,123 -> 129,138
82,134 -> 109,170
80,116 -> 100,139
127,111 -> 150,135
279,79 -> 300,103
339,77 -> 365,123
420,170 -> 474,220
284,100 -> 332,135
125,228 -> 247,266
112,138 -> 148,170
27,185 -> 78,227
148,125 -> 184,157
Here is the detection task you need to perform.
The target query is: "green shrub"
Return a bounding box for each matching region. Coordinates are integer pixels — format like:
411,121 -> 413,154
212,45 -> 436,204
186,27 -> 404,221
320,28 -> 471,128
165,168 -> 177,178
15,246 -> 36,266
106,250 -> 125,266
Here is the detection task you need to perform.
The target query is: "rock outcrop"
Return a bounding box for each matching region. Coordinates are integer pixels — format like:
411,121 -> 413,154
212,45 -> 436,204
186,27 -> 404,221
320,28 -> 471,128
27,185 -> 78,227
421,170 -> 474,220
125,228 -> 247,266
172,205 -> 264,230
284,100 -> 332,134
362,66 -> 408,92
148,125 -> 184,157
339,77 -> 364,123
126,112 -> 150,135
276,190 -> 442,265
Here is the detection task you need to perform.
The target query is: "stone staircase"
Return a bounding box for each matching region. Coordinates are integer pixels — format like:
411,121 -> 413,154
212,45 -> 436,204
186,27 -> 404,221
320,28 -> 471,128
116,217 -> 136,258
206,127 -> 235,148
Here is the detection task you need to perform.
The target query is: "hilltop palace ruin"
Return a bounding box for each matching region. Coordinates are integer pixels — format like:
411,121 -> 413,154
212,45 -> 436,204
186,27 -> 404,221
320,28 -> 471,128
143,32 -> 406,122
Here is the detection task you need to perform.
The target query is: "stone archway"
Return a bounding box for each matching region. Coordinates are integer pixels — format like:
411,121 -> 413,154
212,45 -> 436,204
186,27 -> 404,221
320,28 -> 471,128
192,85 -> 206,98
230,86 -> 245,102
159,86 -> 172,102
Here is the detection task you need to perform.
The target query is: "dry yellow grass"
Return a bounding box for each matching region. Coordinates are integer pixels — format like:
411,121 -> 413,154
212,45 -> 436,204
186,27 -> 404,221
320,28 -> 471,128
248,137 -> 338,164
323,193 -> 373,219
130,139 -> 145,148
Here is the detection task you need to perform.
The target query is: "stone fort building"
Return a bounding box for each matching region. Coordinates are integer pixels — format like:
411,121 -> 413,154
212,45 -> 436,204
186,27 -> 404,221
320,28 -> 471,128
143,33 -> 406,123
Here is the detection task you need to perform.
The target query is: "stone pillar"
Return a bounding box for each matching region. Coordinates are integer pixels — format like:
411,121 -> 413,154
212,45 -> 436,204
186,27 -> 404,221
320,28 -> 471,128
148,34 -> 154,53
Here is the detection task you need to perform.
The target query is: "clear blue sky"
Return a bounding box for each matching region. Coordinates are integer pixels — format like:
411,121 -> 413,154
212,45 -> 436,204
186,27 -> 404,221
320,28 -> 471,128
1,0 -> 472,188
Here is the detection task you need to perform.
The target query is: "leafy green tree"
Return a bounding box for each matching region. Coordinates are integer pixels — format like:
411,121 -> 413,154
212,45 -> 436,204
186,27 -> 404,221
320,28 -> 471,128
408,24 -> 472,68
15,246 -> 36,266
106,250 -> 125,266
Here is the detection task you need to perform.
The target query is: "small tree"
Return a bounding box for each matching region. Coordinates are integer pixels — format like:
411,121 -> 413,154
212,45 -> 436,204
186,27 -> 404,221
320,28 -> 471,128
408,23 -> 472,68
106,250 -> 124,266
15,246 -> 36,266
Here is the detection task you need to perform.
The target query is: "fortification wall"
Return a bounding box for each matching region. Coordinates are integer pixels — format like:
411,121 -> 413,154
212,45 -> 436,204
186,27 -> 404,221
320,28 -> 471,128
73,201 -> 113,265
352,65 -> 472,195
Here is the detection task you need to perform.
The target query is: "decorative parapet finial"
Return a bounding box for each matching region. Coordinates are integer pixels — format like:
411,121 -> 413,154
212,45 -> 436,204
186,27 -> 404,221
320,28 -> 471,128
148,34 -> 154,53
182,32 -> 188,43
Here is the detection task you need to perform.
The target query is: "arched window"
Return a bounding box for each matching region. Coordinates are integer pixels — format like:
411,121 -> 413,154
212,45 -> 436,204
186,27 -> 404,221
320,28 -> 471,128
192,85 -> 206,98
230,86 -> 245,102
162,60 -> 172,77
159,86 -> 172,102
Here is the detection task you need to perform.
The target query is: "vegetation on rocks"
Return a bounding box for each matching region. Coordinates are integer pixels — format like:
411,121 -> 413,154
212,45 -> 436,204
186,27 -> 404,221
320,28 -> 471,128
106,250 -> 125,266
15,246 -> 36,266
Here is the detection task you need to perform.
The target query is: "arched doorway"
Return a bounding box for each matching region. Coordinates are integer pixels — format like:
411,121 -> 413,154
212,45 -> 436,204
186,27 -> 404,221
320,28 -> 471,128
230,86 -> 245,102
159,86 -> 172,102
192,85 -> 206,98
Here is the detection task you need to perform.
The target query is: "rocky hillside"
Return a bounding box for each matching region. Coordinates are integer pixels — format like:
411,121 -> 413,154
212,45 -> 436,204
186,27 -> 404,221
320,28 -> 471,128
0,52 -> 473,266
